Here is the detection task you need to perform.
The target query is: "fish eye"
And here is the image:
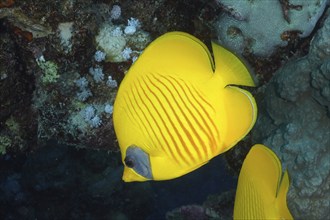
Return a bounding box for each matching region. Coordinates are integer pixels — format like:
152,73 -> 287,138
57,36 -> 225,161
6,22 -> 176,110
124,157 -> 134,168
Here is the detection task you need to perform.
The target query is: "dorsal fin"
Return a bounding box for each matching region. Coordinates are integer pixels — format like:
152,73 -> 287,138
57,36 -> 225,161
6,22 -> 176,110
276,170 -> 293,219
130,32 -> 214,82
212,42 -> 255,87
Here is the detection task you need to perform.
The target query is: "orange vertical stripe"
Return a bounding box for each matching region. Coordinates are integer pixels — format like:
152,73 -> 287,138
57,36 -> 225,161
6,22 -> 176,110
153,75 -> 207,160
143,76 -> 193,165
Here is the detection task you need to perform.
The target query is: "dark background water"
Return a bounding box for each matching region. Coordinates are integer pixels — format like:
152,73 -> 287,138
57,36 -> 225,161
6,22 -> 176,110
0,141 -> 236,219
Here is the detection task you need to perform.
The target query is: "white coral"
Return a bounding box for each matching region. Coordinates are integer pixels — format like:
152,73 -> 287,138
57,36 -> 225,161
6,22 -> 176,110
121,47 -> 132,60
89,67 -> 104,83
90,115 -> 102,128
110,5 -> 121,20
124,18 -> 141,35
94,50 -> 106,62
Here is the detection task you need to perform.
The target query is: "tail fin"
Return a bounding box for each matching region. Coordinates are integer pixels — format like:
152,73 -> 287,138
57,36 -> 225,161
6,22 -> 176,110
220,86 -> 257,151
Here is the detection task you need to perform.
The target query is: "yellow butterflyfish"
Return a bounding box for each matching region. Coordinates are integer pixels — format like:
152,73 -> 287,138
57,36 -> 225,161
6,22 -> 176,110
234,144 -> 293,219
113,31 -> 257,182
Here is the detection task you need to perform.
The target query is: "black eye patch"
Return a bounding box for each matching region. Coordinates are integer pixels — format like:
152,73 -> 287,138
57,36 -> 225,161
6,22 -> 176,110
124,157 -> 134,168
125,146 -> 153,179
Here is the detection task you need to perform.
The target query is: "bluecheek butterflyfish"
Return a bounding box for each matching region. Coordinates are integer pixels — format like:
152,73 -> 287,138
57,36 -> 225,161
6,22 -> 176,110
113,31 -> 257,182
234,144 -> 293,219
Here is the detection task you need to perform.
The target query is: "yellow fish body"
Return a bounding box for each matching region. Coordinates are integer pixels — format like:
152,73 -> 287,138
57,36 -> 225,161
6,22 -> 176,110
234,144 -> 293,219
113,32 -> 257,182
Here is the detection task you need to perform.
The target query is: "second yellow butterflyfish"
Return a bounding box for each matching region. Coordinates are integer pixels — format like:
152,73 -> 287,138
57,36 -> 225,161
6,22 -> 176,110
234,144 -> 293,219
113,31 -> 257,182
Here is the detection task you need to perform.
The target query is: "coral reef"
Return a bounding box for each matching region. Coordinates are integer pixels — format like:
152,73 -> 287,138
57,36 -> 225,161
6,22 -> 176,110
1,0 -> 329,219
0,30 -> 37,154
166,190 -> 235,220
251,9 -> 330,220
0,0 -> 216,155
215,0 -> 329,56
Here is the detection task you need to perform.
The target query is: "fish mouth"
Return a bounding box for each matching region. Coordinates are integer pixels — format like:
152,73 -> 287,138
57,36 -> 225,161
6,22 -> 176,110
122,166 -> 150,182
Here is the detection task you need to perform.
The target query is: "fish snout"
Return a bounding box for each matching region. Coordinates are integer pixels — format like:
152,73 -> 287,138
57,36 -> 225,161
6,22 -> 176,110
122,166 -> 149,182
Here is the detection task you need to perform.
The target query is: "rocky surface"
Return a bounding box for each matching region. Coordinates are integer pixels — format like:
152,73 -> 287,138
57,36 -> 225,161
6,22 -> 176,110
1,0 -> 329,219
0,0 -> 213,155
251,9 -> 330,220
215,0 -> 329,56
